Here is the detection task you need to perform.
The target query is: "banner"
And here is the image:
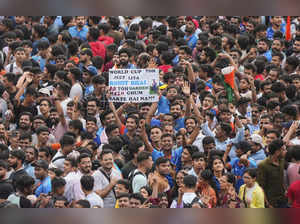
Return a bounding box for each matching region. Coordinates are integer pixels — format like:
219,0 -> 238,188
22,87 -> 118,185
109,69 -> 159,102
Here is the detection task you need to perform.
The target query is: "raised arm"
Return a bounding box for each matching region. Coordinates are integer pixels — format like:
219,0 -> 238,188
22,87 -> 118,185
182,81 -> 191,117
140,120 -> 154,153
145,102 -> 158,125
107,91 -> 124,129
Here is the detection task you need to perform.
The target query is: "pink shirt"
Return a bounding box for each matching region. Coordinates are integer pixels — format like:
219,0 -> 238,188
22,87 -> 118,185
287,163 -> 300,185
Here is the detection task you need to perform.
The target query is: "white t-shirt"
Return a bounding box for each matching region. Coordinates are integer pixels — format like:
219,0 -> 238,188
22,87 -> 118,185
131,170 -> 147,193
85,192 -> 104,208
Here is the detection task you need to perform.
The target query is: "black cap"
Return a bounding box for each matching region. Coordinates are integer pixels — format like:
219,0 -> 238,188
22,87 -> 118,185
32,160 -> 49,170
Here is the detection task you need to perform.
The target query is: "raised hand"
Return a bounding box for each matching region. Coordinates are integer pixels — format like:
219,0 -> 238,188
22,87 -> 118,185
182,81 -> 191,97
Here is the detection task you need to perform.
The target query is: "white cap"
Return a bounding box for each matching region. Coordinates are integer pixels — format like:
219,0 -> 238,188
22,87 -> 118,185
251,134 -> 263,146
39,88 -> 50,96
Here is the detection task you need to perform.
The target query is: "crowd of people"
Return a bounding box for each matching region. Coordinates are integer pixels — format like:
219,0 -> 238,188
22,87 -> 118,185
0,16 -> 300,208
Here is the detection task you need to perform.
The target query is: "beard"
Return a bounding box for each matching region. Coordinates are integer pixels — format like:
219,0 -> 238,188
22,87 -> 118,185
120,60 -> 129,67
51,118 -> 60,126
172,113 -> 180,120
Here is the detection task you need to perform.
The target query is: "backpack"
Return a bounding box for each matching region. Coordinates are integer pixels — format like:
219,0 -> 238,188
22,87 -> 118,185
183,196 -> 206,208
128,169 -> 146,193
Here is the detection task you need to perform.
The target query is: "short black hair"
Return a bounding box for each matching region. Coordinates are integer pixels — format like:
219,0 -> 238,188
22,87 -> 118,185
10,149 -> 26,163
80,175 -> 94,192
51,177 -> 66,192
244,168 -> 257,179
155,157 -> 170,168
137,151 -> 151,164
59,134 -> 75,148
268,139 -> 284,155
99,149 -> 113,160
129,193 -> 145,204
75,199 -> 91,208
183,175 -> 197,188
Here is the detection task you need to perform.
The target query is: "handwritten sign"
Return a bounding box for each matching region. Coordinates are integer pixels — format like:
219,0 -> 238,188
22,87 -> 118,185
109,69 -> 159,102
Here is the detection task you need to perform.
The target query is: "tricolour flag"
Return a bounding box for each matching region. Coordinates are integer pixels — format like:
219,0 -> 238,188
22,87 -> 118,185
221,66 -> 235,103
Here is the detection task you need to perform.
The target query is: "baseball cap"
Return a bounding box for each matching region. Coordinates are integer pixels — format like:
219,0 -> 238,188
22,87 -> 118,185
83,65 -> 98,76
32,160 -> 49,170
38,88 -> 51,96
250,134 -> 263,146
80,48 -> 93,57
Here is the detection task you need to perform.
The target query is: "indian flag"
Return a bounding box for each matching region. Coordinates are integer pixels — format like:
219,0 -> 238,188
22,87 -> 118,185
221,65 -> 235,103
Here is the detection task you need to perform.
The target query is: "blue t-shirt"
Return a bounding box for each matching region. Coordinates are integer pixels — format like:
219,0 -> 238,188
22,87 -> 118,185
68,26 -> 89,41
35,176 -> 52,197
229,158 -> 257,192
157,96 -> 170,115
184,33 -> 198,50
32,55 -> 46,72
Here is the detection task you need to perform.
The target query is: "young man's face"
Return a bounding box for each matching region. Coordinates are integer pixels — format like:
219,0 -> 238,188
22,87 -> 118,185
185,118 -> 196,133
244,68 -> 254,77
185,21 -> 195,33
19,115 -> 32,130
150,128 -> 162,143
118,197 -> 130,208
170,105 -> 181,120
257,41 -> 268,53
104,113 -> 116,126
266,132 -> 277,145
19,138 -> 31,150
293,79 -> 300,89
79,157 -> 92,174
76,16 -> 86,28
38,131 -> 50,144
130,198 -> 142,208
272,16 -> 282,27
63,160 -> 72,174
271,56 -> 281,67
163,125 -> 174,136
54,200 -> 67,208
157,161 -> 171,176
38,152 -> 49,162
115,184 -> 129,197
193,157 -> 206,171
159,196 -> 169,208
203,143 -> 215,154
39,100 -> 50,115
139,105 -> 150,118
125,118 -> 137,132
161,136 -> 174,151
178,49 -> 187,61
293,40 -> 300,53
86,121 -> 97,133
162,115 -> 174,126
166,88 -> 178,101
25,148 -> 36,163
101,153 -> 114,170
87,101 -> 97,116
119,53 -> 129,66
34,167 -> 48,180
272,40 -> 282,52
15,50 -> 26,62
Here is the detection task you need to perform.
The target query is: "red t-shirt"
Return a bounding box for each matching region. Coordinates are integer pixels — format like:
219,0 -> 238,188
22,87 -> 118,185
255,74 -> 264,81
287,180 -> 300,208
